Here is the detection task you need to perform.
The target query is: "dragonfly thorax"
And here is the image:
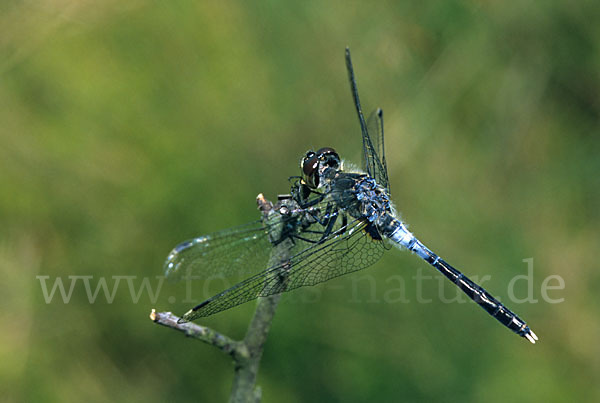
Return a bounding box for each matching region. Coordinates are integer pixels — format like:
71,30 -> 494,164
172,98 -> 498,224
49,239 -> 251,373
352,176 -> 392,223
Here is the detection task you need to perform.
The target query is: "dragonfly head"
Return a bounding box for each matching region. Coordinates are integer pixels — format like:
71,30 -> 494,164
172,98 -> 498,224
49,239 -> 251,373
301,147 -> 341,189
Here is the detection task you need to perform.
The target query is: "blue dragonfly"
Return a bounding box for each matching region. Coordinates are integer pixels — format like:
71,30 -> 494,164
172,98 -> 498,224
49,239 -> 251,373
164,48 -> 538,344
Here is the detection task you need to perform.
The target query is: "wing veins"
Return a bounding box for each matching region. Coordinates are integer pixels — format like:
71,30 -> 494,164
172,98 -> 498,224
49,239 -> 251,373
183,218 -> 379,320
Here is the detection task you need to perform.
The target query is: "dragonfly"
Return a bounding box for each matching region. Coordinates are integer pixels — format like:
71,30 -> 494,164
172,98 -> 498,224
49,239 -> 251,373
164,48 -> 538,344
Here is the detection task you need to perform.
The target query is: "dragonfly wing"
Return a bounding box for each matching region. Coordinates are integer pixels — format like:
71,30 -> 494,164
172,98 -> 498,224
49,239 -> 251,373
345,48 -> 390,191
365,108 -> 390,191
182,216 -> 386,321
164,220 -> 272,282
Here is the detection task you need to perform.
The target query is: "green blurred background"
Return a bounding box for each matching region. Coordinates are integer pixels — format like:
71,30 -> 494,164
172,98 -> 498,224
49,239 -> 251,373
1,1 -> 598,402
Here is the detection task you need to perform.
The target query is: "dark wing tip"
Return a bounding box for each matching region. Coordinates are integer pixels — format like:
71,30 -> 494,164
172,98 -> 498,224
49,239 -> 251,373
345,48 -> 354,70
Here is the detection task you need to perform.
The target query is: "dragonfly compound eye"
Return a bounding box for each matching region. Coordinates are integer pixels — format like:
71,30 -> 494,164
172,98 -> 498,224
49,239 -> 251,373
302,152 -> 319,188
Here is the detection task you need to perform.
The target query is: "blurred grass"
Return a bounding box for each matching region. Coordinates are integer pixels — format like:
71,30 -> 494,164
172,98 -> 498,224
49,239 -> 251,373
1,1 -> 599,402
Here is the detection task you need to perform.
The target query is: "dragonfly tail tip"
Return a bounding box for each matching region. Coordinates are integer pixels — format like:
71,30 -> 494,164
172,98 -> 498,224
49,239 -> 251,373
524,330 -> 538,344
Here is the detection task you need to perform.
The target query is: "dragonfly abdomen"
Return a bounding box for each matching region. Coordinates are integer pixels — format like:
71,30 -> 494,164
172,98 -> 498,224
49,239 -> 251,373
384,218 -> 538,343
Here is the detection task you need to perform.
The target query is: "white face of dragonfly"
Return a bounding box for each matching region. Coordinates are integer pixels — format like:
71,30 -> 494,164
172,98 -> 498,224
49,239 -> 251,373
300,147 -> 341,189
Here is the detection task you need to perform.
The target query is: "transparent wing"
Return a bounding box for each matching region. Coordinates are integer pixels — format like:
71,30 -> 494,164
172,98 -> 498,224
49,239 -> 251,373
345,48 -> 390,191
164,220 -> 272,282
365,108 -> 390,191
182,214 -> 386,321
